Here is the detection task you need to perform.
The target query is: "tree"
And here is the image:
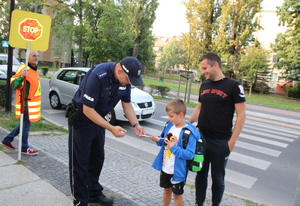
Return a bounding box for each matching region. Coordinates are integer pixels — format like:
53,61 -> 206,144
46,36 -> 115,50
0,1 -> 11,53
122,0 -> 158,58
85,1 -> 134,63
159,39 -> 188,80
215,0 -> 262,78
272,0 -> 300,82
240,44 -> 269,97
182,0 -> 221,71
183,0 -> 263,78
49,1 -> 74,66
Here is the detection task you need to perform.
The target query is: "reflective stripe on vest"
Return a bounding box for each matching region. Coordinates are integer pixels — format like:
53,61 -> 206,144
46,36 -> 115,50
12,64 -> 41,122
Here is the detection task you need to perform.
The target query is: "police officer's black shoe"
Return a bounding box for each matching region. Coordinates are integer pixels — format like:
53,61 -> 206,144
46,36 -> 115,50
89,194 -> 114,205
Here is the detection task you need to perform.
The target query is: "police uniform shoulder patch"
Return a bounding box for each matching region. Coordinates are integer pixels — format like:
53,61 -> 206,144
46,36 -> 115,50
98,72 -> 107,79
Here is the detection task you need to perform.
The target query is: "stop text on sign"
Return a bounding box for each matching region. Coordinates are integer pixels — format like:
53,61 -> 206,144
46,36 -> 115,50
19,18 -> 43,41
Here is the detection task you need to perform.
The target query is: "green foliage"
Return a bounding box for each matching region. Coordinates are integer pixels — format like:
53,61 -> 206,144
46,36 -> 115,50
183,0 -> 263,75
245,92 -> 300,111
0,108 -> 68,133
149,85 -> 156,95
148,84 -> 170,98
85,1 -> 133,63
155,85 -> 170,98
159,39 -> 188,73
288,84 -> 300,99
272,1 -> 300,82
182,0 -> 221,70
240,44 -> 270,95
42,68 -> 49,76
123,0 -> 159,60
49,1 -> 74,61
0,81 -> 7,107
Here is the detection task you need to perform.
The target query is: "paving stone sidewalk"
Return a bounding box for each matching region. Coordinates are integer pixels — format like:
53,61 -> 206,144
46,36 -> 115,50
0,126 -> 258,206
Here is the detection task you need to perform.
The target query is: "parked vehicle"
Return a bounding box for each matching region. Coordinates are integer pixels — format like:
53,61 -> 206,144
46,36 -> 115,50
0,53 -> 21,78
0,70 -> 7,80
48,67 -> 156,124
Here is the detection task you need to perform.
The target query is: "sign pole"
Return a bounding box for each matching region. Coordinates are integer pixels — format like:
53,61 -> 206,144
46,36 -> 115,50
18,43 -> 30,161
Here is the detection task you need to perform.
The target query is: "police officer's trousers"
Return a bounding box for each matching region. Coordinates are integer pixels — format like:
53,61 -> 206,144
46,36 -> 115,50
68,118 -> 105,206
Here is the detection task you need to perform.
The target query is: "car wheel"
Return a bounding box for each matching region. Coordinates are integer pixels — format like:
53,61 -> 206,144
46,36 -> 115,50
105,110 -> 116,125
50,92 -> 62,109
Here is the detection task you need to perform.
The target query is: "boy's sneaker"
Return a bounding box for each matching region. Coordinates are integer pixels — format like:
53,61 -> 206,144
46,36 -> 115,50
1,141 -> 16,150
22,148 -> 38,156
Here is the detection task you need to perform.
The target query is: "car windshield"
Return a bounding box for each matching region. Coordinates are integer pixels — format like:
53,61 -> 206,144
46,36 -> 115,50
0,54 -> 21,66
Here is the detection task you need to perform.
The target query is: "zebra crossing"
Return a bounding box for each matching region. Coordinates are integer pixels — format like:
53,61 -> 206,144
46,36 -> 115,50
106,113 -> 300,191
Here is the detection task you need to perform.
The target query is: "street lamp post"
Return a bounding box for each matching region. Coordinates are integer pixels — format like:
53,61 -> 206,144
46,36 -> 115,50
5,0 -> 15,113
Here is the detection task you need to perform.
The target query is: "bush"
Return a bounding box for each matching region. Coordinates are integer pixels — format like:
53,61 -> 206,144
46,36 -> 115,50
0,80 -> 6,107
42,67 -> 48,76
0,81 -> 11,107
156,86 -> 170,98
288,84 -> 300,99
148,85 -> 170,98
149,85 -> 156,95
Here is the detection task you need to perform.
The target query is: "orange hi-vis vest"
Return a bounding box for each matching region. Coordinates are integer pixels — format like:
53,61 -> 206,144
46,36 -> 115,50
11,64 -> 41,122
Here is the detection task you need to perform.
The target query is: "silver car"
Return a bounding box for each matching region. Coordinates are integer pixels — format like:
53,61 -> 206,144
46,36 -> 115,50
48,67 -> 155,124
0,53 -> 21,77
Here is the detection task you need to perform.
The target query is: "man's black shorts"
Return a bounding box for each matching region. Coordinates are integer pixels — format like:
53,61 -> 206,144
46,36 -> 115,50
160,171 -> 185,195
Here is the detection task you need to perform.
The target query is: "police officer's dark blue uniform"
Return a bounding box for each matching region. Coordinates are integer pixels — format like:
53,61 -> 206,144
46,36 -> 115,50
68,57 -> 145,206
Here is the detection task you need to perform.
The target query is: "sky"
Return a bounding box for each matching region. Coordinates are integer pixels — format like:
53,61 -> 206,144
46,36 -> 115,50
152,0 -> 284,36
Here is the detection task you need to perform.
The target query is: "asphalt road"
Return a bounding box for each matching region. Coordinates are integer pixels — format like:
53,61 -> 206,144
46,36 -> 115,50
40,77 -> 300,206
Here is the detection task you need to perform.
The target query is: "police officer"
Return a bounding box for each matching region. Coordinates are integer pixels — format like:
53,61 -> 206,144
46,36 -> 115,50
68,57 -> 146,206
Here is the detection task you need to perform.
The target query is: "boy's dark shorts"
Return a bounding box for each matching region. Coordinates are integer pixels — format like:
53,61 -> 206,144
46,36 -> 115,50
160,171 -> 185,195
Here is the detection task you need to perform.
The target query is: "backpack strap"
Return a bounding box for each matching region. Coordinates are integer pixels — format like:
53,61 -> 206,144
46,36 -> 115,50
182,128 -> 191,149
160,121 -> 170,138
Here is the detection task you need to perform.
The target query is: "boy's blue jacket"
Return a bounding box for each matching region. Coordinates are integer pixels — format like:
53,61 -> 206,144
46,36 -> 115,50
152,121 -> 201,182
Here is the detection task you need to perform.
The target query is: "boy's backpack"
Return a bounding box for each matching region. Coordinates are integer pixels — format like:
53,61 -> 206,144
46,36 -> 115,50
160,122 -> 206,172
182,128 -> 206,172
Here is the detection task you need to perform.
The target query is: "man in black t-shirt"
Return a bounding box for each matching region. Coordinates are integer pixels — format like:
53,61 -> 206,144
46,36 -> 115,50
188,52 -> 246,206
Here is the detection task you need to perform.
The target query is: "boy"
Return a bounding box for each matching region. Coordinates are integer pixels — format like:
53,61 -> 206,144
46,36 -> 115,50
150,98 -> 200,206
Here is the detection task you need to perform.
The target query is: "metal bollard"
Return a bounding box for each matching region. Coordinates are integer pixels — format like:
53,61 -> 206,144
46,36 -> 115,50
294,174 -> 300,206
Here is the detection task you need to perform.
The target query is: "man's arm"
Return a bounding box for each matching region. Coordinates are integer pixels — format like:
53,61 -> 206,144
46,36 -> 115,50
122,101 -> 146,137
82,105 -> 126,137
188,102 -> 201,123
228,102 -> 246,151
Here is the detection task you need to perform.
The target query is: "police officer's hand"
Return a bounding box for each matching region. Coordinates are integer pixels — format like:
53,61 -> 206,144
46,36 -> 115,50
134,124 -> 146,138
111,126 -> 127,138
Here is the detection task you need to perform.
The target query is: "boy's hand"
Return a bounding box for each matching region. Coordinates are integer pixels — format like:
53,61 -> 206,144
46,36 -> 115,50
165,139 -> 177,149
150,135 -> 161,142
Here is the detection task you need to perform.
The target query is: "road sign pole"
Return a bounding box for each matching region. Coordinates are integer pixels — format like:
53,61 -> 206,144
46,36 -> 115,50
5,0 -> 15,114
18,43 -> 30,161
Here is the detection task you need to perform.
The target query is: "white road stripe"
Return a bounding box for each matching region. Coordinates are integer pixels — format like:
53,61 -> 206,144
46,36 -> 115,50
242,128 -> 295,142
225,169 -> 257,189
106,130 -> 259,189
246,110 -> 300,125
230,152 -> 271,170
243,124 -> 298,139
245,120 -> 300,136
240,133 -> 288,148
236,141 -> 281,157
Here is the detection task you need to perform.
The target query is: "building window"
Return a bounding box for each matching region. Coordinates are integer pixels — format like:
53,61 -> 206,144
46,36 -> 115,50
270,72 -> 278,82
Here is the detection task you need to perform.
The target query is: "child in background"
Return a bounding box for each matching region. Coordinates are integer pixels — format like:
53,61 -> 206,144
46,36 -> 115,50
150,98 -> 200,206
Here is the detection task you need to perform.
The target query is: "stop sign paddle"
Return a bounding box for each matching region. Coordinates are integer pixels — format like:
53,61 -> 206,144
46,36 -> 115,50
9,10 -> 51,52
